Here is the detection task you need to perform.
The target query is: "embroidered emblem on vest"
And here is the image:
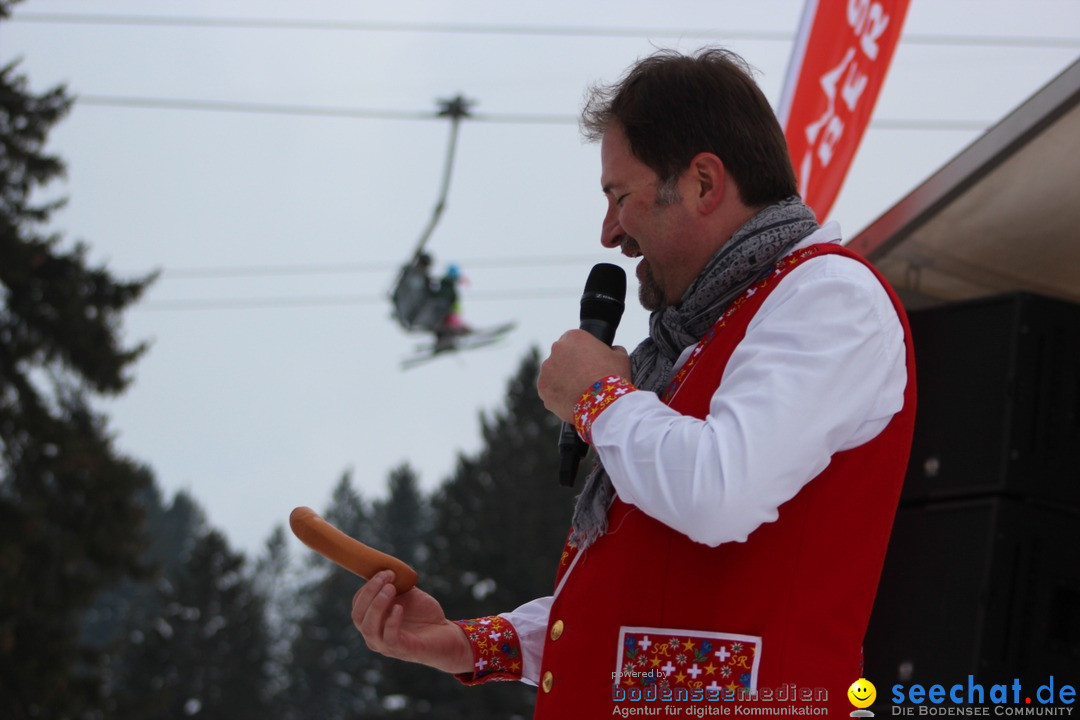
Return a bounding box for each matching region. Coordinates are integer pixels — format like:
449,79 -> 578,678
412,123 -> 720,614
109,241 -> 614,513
614,626 -> 762,697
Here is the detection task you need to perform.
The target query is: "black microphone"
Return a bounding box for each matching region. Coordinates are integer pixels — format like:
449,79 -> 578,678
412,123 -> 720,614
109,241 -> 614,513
558,263 -> 627,487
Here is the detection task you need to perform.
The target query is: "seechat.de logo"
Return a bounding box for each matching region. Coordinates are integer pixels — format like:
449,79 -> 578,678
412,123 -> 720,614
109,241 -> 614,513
890,675 -> 1076,715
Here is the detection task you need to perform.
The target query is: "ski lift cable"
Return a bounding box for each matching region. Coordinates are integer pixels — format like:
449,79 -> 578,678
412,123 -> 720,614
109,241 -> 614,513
408,94 -> 474,263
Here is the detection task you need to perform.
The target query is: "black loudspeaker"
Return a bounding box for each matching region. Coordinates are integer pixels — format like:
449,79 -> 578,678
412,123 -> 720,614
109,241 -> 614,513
864,497 -> 1080,688
902,292 -> 1080,510
864,292 -> 1080,694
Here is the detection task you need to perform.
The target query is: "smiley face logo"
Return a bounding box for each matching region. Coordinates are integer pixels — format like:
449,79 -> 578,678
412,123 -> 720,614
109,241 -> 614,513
848,678 -> 877,708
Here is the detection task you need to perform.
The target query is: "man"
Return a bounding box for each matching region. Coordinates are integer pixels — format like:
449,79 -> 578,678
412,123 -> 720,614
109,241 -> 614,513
352,48 -> 915,717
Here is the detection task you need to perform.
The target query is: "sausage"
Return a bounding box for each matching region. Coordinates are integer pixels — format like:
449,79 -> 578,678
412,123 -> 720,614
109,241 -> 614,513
289,506 -> 419,594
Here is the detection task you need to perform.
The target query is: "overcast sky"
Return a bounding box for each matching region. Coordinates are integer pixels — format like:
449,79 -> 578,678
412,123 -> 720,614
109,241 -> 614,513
3,0 -> 1079,556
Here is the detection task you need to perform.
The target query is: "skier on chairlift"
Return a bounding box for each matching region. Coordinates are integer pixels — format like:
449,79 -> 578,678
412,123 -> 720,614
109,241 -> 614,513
392,253 -> 469,350
388,94 -> 512,367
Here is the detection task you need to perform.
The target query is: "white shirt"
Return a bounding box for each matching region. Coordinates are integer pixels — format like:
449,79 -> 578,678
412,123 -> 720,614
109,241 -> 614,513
503,222 -> 908,684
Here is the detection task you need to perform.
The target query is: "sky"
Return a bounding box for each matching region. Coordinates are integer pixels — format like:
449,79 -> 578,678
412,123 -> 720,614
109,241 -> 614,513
3,0 -> 1079,557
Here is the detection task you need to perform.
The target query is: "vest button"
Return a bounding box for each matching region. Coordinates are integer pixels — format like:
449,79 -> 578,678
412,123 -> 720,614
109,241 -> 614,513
549,620 -> 564,641
541,671 -> 554,693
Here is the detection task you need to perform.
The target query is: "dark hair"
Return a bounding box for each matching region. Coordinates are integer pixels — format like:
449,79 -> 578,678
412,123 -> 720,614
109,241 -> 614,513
581,48 -> 797,207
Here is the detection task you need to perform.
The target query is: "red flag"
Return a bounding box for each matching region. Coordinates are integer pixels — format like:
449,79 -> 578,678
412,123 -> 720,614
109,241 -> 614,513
778,0 -> 910,221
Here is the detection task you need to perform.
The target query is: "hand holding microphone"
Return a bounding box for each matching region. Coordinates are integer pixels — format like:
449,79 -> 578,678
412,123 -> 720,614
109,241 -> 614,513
539,331 -> 631,423
538,263 -> 627,486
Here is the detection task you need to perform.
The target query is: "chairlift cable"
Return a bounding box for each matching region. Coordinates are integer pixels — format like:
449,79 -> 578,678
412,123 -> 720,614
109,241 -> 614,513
408,94 -> 474,263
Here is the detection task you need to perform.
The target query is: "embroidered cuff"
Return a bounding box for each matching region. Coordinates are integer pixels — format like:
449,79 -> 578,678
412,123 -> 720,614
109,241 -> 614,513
573,375 -> 637,444
452,616 -> 523,685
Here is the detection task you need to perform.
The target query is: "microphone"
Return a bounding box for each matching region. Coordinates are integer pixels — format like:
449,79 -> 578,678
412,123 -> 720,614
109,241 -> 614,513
558,263 -> 627,487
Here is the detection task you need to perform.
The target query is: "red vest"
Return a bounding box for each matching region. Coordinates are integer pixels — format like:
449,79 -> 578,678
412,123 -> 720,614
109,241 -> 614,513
533,244 -> 916,718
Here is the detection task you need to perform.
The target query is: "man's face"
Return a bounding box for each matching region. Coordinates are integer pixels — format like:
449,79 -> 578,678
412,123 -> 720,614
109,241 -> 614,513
599,124 -> 695,311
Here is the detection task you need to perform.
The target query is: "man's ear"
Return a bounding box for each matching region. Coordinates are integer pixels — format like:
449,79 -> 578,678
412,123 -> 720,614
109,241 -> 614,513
687,152 -> 726,213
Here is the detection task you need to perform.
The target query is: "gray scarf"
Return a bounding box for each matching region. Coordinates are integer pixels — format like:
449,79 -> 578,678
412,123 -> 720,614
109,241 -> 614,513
569,196 -> 819,549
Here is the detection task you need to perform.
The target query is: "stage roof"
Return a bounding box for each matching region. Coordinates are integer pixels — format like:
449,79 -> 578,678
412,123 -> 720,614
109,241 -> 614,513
848,57 -> 1080,309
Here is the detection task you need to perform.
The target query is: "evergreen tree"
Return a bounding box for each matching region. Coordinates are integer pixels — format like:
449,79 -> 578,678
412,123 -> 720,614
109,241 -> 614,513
365,463 -> 443,718
118,528 -> 275,720
371,464 -> 430,570
432,349 -> 574,615
81,487 -> 206,646
255,523 -> 303,705
283,472 -> 378,719
276,351 -> 586,718
0,2 -> 155,716
423,349 -> 578,718
81,487 -> 206,716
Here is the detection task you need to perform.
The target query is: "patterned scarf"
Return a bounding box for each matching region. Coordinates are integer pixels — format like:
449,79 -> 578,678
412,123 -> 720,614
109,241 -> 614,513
569,196 -> 819,549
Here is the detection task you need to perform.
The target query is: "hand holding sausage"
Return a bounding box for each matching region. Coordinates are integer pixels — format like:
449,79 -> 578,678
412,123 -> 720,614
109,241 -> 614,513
290,507 -> 471,674
351,570 -> 473,675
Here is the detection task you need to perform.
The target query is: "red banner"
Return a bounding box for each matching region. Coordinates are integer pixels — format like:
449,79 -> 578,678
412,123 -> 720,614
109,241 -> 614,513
778,0 -> 910,221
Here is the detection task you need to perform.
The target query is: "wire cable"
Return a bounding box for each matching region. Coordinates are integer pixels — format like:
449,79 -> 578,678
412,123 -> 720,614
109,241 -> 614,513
74,94 -> 991,131
159,255 -> 610,280
5,12 -> 794,42
74,95 -> 578,125
138,287 -> 576,312
11,12 -> 1080,49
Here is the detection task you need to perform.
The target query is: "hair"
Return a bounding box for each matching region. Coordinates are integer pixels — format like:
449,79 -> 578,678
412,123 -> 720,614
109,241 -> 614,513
581,48 -> 797,207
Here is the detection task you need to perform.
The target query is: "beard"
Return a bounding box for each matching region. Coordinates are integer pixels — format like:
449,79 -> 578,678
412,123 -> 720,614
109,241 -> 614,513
623,236 -> 666,311
636,258 -> 665,311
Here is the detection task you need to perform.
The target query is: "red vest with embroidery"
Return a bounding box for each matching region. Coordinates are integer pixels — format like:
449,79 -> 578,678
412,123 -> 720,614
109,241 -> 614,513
531,244 -> 916,718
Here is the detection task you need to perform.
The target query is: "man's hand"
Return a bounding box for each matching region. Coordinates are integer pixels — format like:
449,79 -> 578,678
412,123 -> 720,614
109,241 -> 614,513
537,329 -> 632,423
352,571 -> 473,675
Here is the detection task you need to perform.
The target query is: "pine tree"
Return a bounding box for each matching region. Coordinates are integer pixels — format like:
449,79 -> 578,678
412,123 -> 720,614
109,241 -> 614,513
283,472 -> 379,719
255,524 -> 302,705
424,349 -> 578,718
0,2 -> 156,716
118,528 -> 275,719
364,463 -> 446,718
371,464 -> 430,571
272,352 -> 587,718
431,349 -> 574,615
81,486 -> 207,716
104,489 -> 210,717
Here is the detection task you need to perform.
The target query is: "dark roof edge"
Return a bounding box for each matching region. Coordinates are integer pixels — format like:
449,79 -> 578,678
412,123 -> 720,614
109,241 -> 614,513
847,56 -> 1080,260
